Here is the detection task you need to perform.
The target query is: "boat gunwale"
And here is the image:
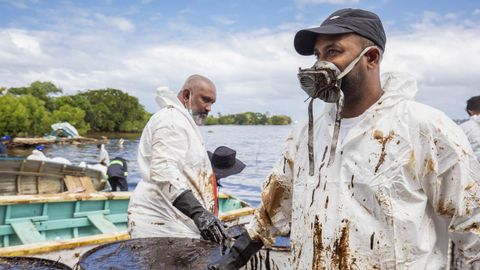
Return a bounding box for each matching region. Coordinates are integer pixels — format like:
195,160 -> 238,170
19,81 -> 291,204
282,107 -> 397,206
0,192 -> 131,205
0,232 -> 130,256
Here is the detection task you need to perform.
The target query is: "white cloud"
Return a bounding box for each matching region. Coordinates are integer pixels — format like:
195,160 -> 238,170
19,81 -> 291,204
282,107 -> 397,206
382,25 -> 480,119
94,14 -> 135,32
474,9 -> 480,16
10,32 -> 43,55
0,10 -> 479,121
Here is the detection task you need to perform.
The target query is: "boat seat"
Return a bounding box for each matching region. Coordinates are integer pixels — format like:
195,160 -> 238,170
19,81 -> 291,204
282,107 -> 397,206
64,176 -> 96,192
87,214 -> 120,234
10,220 -> 45,244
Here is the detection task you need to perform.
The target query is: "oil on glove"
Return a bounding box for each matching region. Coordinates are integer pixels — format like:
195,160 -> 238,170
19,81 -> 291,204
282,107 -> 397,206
206,230 -> 263,270
173,190 -> 227,243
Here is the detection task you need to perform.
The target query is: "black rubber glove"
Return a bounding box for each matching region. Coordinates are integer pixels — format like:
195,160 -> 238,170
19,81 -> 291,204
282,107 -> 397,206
206,230 -> 263,270
173,190 -> 227,243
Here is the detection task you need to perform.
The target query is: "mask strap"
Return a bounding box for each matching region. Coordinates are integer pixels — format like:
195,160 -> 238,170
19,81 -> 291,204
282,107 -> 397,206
337,46 -> 376,80
308,98 -> 315,176
327,91 -> 344,167
187,90 -> 193,115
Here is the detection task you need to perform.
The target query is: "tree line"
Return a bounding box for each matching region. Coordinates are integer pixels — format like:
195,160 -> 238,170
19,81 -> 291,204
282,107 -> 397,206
205,112 -> 292,125
0,81 -> 292,137
0,81 -> 151,136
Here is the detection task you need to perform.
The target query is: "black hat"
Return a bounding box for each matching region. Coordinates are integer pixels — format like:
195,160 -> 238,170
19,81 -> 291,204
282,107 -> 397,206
294,8 -> 386,56
208,146 -> 246,180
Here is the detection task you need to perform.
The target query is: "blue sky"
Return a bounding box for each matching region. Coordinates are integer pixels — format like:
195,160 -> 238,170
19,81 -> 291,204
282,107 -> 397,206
1,0 -> 479,120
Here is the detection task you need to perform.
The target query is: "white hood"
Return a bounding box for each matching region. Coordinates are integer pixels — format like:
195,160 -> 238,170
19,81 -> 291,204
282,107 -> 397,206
471,114 -> 480,124
155,86 -> 200,130
155,86 -> 184,110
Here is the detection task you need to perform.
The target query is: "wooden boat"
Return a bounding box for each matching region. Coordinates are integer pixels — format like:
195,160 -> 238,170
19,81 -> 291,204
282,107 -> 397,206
218,192 -> 255,225
0,159 -> 107,195
8,136 -> 97,147
0,192 -> 130,266
0,191 -> 262,267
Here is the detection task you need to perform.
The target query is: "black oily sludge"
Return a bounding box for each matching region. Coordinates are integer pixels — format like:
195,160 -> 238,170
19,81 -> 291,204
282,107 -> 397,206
77,237 -> 222,270
0,257 -> 72,270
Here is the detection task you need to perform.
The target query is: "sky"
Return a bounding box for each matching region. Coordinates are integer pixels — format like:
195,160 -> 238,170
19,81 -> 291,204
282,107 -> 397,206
0,0 -> 479,121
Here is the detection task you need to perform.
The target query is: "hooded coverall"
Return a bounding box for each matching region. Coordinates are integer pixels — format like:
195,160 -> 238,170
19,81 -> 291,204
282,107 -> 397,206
246,72 -> 480,269
128,87 -> 216,239
461,115 -> 480,161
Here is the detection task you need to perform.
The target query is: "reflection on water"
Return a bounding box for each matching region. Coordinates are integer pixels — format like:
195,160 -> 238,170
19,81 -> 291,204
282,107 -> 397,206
10,125 -> 293,206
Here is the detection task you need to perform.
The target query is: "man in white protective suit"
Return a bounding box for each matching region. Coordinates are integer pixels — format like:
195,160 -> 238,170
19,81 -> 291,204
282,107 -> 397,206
461,95 -> 480,161
208,8 -> 480,270
128,74 -> 227,244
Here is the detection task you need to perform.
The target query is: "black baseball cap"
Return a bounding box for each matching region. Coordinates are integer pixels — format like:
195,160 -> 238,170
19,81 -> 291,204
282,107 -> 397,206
294,8 -> 386,56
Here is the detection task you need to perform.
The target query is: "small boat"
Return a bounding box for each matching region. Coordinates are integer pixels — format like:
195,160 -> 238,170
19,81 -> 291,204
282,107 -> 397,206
0,191 -> 259,267
218,192 -> 255,225
0,192 -> 130,266
0,159 -> 107,195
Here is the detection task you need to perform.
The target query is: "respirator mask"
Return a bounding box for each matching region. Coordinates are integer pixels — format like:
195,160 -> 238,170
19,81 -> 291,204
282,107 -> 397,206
297,46 -> 375,175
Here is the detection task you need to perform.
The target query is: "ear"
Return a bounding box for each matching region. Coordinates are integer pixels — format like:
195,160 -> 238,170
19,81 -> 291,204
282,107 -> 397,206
365,48 -> 381,69
181,89 -> 190,101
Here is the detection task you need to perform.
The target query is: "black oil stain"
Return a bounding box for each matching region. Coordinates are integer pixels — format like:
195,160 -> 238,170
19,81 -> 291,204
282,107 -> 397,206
370,232 -> 375,250
312,215 -> 324,270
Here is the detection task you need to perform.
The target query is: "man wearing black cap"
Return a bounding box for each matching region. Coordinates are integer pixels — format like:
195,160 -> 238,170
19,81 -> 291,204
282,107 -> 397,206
209,8 -> 480,270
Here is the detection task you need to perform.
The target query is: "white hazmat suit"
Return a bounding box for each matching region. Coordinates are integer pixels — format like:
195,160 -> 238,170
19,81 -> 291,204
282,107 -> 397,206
461,115 -> 480,161
247,72 -> 480,269
128,87 -> 216,239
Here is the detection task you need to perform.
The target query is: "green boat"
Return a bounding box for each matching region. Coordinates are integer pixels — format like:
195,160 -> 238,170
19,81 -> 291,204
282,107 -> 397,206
0,191 -> 256,267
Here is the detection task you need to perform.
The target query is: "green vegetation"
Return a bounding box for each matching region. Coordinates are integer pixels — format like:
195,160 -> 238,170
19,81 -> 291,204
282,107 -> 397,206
205,112 -> 291,125
0,81 -> 292,136
0,81 -> 151,136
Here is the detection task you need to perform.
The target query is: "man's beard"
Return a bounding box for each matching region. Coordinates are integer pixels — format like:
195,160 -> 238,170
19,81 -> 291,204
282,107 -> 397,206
340,64 -> 365,101
192,111 -> 208,125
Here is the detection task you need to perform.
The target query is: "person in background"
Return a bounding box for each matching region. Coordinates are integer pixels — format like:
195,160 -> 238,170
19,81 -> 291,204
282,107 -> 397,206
128,75 -> 226,244
27,145 -> 47,161
107,157 -> 129,191
0,135 -> 10,157
208,146 -> 246,188
460,95 -> 480,161
209,8 -> 480,270
117,138 -> 125,149
97,143 -> 110,166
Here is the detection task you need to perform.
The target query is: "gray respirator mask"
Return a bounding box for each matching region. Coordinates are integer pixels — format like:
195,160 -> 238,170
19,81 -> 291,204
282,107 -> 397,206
297,46 -> 375,175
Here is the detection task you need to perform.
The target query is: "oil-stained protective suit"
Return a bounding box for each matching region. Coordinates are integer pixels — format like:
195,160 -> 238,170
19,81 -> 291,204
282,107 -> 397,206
247,72 -> 480,269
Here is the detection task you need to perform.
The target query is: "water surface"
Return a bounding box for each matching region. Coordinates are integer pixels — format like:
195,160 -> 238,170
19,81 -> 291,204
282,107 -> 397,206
10,125 -> 293,206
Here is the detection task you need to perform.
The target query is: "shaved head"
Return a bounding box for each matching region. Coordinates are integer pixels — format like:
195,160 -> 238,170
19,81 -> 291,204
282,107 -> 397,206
180,74 -> 215,94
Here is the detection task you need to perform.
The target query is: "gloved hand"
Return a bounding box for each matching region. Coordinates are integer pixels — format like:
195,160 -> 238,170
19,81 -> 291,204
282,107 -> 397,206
206,230 -> 263,270
173,190 -> 227,243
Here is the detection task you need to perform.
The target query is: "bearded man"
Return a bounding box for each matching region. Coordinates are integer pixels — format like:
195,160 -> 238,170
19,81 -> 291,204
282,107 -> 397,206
129,75 -> 226,244
209,8 -> 480,270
